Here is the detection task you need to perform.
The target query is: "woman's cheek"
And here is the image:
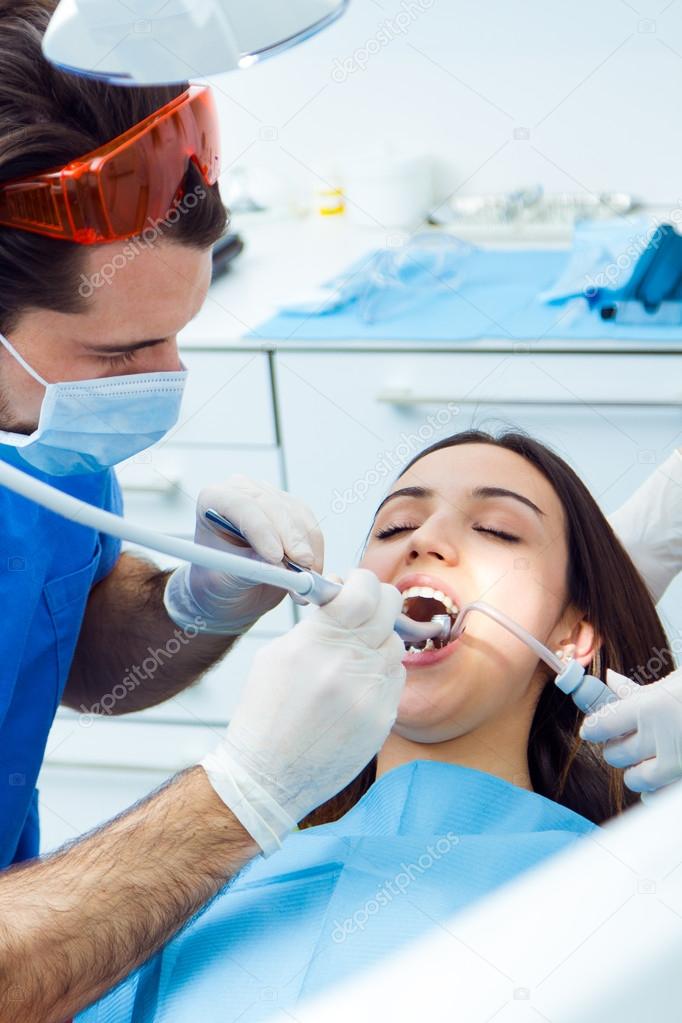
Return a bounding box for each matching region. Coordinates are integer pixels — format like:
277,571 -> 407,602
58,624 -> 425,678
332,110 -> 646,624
470,555 -> 557,635
457,610 -> 543,687
359,546 -> 390,578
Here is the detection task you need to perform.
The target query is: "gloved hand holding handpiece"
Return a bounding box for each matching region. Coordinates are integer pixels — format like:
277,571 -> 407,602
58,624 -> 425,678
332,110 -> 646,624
201,569 -> 406,854
164,475 -> 406,854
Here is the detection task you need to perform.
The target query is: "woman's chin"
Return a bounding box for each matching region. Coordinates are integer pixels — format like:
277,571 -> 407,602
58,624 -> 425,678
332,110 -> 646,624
391,718 -> 462,744
392,683 -> 467,743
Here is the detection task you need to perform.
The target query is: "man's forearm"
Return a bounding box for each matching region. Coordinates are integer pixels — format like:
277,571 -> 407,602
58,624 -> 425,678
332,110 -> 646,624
0,767 -> 258,1023
65,552 -> 238,713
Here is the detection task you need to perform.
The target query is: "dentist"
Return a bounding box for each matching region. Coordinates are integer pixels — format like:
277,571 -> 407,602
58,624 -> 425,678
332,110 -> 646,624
0,6 -> 405,1022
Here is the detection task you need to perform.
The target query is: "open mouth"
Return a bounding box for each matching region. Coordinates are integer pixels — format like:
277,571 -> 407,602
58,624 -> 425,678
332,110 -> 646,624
401,585 -> 458,653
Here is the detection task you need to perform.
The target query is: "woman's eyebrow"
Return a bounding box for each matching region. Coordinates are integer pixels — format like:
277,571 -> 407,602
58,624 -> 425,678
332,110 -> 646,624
373,486 -> 433,519
472,486 -> 545,517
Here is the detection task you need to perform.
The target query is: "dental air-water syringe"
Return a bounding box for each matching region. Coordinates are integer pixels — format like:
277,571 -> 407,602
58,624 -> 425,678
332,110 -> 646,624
0,458 -> 618,715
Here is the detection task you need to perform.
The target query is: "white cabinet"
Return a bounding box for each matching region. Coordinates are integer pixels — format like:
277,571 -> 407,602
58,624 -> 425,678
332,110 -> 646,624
168,350 -> 276,447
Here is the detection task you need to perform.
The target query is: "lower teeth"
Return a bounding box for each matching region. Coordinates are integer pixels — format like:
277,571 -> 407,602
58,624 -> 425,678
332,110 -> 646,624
406,637 -> 436,654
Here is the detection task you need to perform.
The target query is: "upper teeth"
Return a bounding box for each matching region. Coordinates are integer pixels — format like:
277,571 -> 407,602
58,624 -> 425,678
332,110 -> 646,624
401,585 -> 458,615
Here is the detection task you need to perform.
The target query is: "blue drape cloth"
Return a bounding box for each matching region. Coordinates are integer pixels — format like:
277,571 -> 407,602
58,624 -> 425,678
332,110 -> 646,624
248,242 -> 682,342
79,760 -> 597,1023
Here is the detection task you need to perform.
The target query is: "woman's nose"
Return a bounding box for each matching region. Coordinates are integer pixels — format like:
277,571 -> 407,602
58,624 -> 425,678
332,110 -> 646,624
405,521 -> 459,566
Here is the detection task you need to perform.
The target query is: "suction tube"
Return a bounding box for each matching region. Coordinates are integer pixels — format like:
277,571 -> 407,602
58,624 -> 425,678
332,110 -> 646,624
449,600 -> 617,714
451,601 -> 565,674
0,459 -> 317,597
0,458 -> 445,647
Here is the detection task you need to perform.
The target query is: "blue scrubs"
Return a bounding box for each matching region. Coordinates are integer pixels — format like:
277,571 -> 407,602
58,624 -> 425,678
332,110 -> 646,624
80,760 -> 597,1023
0,444 -> 122,866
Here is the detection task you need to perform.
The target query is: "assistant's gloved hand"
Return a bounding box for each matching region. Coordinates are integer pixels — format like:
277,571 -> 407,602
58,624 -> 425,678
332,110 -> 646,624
580,667 -> 682,801
201,569 -> 406,855
164,475 -> 324,635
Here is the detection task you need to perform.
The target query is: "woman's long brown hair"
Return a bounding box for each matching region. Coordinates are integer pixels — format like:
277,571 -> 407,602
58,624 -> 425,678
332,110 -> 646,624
301,430 -> 673,829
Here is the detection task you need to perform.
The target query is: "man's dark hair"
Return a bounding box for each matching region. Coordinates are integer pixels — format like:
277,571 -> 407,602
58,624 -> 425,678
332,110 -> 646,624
0,0 -> 229,335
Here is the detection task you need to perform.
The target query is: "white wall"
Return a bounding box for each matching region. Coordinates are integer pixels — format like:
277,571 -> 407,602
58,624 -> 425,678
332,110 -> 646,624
209,0 -> 682,210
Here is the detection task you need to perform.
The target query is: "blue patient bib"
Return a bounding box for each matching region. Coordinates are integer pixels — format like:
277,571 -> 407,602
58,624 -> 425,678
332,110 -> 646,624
0,444 -> 122,865
80,760 -> 597,1023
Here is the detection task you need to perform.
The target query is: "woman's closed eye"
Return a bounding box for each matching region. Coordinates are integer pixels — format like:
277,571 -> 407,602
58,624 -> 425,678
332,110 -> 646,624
374,521 -> 419,540
373,521 -> 521,544
473,524 -> 521,543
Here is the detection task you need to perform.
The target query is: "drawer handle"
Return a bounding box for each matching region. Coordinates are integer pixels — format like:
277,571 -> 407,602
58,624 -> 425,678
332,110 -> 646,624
376,388 -> 682,408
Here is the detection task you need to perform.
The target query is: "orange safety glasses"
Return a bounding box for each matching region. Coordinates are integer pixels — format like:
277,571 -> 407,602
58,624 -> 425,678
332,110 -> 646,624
0,85 -> 221,245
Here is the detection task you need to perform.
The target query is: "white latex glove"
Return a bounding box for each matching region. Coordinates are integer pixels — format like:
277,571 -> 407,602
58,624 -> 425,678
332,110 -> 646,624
201,569 -> 406,855
164,475 -> 324,634
579,667 -> 682,800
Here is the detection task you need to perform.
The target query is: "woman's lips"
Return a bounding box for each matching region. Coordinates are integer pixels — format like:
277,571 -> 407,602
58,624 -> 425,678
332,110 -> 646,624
396,572 -> 463,668
402,634 -> 461,668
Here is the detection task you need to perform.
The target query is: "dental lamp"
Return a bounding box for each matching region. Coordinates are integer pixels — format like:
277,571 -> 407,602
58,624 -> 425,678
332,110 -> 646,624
42,0 -> 350,85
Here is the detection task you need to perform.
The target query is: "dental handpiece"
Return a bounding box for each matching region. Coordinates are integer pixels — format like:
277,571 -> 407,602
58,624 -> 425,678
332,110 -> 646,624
203,509 -> 441,647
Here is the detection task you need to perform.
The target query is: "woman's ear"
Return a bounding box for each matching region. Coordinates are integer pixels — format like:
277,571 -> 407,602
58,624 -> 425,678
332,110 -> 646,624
553,616 -> 599,670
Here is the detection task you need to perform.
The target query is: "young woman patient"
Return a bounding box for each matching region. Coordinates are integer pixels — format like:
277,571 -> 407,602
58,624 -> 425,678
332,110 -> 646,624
80,430 -> 671,1023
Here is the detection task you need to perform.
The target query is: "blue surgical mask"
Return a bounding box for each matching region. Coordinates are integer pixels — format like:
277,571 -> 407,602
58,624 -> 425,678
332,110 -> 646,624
0,331 -> 187,476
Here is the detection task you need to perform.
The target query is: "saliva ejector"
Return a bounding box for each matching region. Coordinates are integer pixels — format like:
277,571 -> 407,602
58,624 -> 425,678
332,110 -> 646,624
422,601 -> 616,715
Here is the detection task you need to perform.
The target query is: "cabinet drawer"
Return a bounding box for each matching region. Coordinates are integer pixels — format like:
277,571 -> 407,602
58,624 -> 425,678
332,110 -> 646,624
132,633 -> 273,726
39,763 -> 171,852
170,349 -> 276,446
60,633 -> 272,729
276,351 -> 682,568
40,718 -> 222,847
116,446 -> 283,536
